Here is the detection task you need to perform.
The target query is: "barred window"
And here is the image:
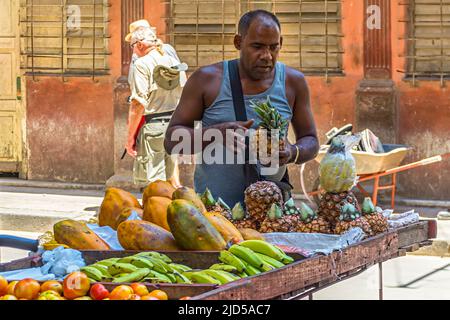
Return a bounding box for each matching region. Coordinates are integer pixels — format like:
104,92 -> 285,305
405,0 -> 450,85
20,0 -> 110,79
167,0 -> 343,77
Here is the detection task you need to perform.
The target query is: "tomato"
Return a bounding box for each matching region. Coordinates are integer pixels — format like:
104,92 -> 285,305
63,272 -> 90,300
0,276 -> 8,296
14,278 -> 41,300
148,289 -> 168,300
109,285 -> 133,300
89,284 -> 110,300
179,296 -> 191,300
0,295 -> 18,300
130,283 -> 149,296
6,281 -> 18,295
40,280 -> 63,295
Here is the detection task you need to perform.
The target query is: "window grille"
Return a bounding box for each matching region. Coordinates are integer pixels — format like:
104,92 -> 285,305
20,0 -> 111,80
401,0 -> 450,86
166,0 -> 343,78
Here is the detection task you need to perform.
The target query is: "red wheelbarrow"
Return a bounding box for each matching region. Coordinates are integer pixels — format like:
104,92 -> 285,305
309,146 -> 450,210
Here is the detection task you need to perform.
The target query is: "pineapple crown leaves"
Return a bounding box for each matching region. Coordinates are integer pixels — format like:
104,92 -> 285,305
299,202 -> 317,223
251,97 -> 289,138
284,198 -> 300,216
339,203 -> 361,222
362,197 -> 376,215
231,202 -> 246,221
267,203 -> 283,221
201,188 -> 216,207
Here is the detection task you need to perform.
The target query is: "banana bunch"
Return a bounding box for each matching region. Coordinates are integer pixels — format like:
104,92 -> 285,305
80,252 -> 193,284
215,240 -> 294,278
184,240 -> 295,285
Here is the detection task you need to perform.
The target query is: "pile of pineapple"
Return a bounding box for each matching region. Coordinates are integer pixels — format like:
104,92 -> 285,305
207,136 -> 389,237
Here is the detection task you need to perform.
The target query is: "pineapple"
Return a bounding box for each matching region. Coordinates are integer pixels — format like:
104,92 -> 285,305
317,135 -> 361,226
333,203 -> 373,236
360,197 -> 389,235
259,204 -> 298,233
244,181 -> 283,224
317,191 -> 360,225
251,97 -> 289,158
230,202 -> 259,230
284,198 -> 301,215
201,189 -> 233,220
296,203 -> 331,234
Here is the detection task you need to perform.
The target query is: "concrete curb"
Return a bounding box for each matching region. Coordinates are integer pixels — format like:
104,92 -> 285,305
0,178 -> 105,191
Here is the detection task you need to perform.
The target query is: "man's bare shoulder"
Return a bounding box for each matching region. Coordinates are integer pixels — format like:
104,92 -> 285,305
189,62 -> 223,83
285,66 -> 307,88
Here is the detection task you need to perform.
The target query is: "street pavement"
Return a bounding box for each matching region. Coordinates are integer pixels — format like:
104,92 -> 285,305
1,183 -> 450,300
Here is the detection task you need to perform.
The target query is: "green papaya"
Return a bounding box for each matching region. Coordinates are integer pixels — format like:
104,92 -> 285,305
167,199 -> 227,250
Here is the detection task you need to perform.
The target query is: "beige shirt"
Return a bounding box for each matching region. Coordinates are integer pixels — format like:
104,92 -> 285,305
130,44 -> 187,115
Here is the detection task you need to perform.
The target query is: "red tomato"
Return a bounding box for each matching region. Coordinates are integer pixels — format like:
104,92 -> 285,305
89,283 -> 110,300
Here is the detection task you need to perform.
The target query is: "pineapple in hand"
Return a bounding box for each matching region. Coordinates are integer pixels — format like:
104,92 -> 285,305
251,97 -> 289,161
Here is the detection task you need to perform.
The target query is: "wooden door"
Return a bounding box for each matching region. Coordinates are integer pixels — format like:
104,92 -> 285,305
0,0 -> 23,173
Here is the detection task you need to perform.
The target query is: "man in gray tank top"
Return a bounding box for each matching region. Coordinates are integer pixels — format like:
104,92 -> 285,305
164,10 -> 319,207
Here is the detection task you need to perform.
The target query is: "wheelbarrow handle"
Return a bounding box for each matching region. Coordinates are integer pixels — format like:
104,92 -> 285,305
0,235 -> 39,252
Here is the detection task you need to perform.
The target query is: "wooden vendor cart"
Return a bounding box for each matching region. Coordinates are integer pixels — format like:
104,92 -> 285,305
0,221 -> 434,300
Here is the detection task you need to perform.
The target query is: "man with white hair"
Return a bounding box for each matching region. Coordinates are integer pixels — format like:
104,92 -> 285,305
125,21 -> 187,187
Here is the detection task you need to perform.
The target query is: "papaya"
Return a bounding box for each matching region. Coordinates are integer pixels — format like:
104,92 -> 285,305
117,220 -> 180,251
98,188 -> 142,230
116,207 -> 143,228
54,220 -> 110,250
172,187 -> 207,213
167,199 -> 227,250
237,228 -> 265,241
142,196 -> 172,231
204,212 -> 244,244
142,180 -> 176,206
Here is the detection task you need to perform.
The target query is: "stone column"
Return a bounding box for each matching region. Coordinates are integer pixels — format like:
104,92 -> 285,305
356,0 -> 397,144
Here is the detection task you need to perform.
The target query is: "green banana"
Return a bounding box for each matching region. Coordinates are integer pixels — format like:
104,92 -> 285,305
239,240 -> 288,262
238,272 -> 248,278
186,272 -> 222,285
141,277 -> 171,284
173,272 -> 192,284
87,278 -> 98,284
135,252 -> 172,263
129,256 -> 155,269
112,268 -> 150,283
96,258 -> 120,267
254,252 -> 285,268
117,256 -> 137,264
218,250 -> 246,273
209,263 -> 239,274
169,263 -> 192,273
115,273 -> 130,278
147,270 -> 173,283
243,263 -> 262,276
139,256 -> 171,274
80,266 -> 103,281
165,273 -> 177,283
108,263 -> 139,276
228,244 -> 266,270
90,264 -> 113,279
201,270 -> 238,284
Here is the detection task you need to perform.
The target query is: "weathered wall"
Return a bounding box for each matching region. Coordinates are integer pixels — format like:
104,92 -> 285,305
25,0 -> 122,184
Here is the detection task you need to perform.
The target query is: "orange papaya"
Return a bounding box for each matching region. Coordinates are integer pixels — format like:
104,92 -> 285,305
117,220 -> 179,251
98,188 -> 142,230
142,180 -> 176,206
167,200 -> 227,250
54,220 -> 110,250
142,196 -> 172,231
204,212 -> 244,244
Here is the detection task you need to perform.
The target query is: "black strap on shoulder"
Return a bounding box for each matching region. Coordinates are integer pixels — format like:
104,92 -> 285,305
228,59 -> 260,187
